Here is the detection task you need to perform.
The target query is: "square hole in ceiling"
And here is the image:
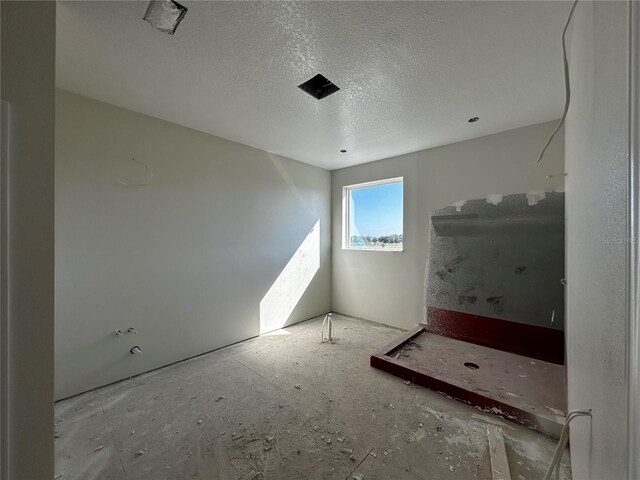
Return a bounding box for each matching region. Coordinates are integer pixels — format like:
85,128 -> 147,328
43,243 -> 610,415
143,0 -> 188,35
298,74 -> 340,100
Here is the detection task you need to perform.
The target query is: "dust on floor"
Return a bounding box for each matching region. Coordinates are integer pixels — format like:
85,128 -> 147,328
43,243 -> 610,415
54,314 -> 570,480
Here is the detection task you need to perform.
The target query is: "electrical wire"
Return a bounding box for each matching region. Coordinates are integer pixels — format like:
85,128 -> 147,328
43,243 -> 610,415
536,0 -> 580,164
542,409 -> 592,480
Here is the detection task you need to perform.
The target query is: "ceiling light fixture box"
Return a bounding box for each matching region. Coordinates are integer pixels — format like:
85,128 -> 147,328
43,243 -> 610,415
143,0 -> 188,35
298,74 -> 340,100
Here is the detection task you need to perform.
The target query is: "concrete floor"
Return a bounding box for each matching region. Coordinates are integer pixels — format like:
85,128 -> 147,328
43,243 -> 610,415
55,314 -> 570,480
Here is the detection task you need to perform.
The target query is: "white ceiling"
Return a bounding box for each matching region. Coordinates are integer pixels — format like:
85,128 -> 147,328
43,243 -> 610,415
57,1 -> 572,170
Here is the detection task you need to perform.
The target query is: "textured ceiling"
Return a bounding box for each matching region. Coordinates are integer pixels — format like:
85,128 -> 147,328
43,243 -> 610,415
57,1 -> 572,170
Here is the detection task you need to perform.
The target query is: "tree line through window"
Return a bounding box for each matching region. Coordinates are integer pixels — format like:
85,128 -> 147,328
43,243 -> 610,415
343,177 -> 404,251
349,234 -> 403,248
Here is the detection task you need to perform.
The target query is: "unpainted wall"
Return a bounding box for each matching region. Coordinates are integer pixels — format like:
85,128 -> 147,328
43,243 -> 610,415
55,91 -> 331,400
427,192 -> 565,330
332,121 -> 564,330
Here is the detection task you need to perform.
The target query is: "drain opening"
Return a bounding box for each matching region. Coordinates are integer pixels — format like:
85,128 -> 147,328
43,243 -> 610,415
464,362 -> 480,370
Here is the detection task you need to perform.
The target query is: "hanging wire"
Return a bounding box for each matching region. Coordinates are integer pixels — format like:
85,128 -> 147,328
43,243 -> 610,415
536,0 -> 580,164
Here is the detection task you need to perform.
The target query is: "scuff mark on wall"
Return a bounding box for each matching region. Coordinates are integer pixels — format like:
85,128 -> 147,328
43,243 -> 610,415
486,295 -> 506,314
425,192 -> 565,329
458,294 -> 479,305
435,255 -> 468,281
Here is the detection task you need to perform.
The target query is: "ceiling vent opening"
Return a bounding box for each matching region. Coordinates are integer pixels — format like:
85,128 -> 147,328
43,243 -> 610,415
298,74 -> 340,100
143,0 -> 188,35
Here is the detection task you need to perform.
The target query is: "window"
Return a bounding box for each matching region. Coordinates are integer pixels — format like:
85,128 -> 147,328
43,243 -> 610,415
342,177 -> 404,251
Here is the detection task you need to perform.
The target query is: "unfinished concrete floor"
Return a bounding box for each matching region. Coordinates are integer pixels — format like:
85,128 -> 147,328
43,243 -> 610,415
55,314 -> 570,480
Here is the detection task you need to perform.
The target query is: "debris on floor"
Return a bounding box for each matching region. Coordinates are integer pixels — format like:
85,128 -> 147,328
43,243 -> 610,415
54,314 -> 570,480
135,448 -> 147,457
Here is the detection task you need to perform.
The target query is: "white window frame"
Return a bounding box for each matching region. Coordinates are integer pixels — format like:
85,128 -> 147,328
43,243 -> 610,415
342,176 -> 404,252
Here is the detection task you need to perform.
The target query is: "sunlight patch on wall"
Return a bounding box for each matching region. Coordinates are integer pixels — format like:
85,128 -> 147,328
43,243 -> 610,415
259,221 -> 320,334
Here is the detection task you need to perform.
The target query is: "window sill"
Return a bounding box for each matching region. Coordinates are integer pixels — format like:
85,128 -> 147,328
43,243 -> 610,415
343,247 -> 404,253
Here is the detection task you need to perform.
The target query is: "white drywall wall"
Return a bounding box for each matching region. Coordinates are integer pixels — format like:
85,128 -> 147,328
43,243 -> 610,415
1,2 -> 55,478
332,122 -> 564,330
565,2 -> 630,478
55,91 -> 331,400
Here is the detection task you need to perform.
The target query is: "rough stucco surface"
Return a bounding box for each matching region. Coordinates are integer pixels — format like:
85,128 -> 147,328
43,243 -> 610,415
1,2 -> 56,478
332,121 -> 564,331
55,91 -> 331,400
56,1 -> 572,170
426,192 -> 565,330
565,2 -> 630,478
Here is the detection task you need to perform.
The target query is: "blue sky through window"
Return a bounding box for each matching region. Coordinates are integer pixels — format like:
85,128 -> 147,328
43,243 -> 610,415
349,181 -> 403,237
